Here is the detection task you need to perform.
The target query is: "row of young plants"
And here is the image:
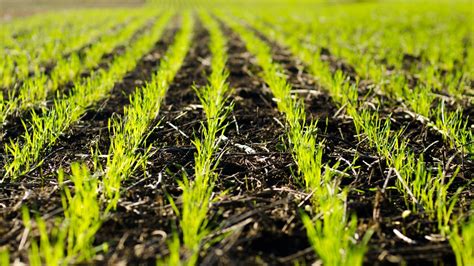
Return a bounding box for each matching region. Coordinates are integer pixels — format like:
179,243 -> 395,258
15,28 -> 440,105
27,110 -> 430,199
254,2 -> 472,94
1,5 -> 470,265
8,11 -> 188,265
234,9 -> 472,264
218,12 -> 372,265
163,11 -> 232,265
20,163 -> 106,265
0,11 -> 156,127
1,11 -> 109,55
2,12 -> 171,179
13,11 -> 236,265
247,5 -> 473,154
0,10 -> 132,89
244,6 -> 472,185
1,9 -> 126,50
102,10 -> 190,210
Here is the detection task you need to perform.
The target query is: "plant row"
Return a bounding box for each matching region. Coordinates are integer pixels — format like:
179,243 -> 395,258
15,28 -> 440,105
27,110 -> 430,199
1,10 -> 135,89
244,6 -> 473,154
9,11 -> 183,265
2,12 -> 172,179
233,9 -> 472,264
218,12 -> 372,265
164,11 -> 233,265
0,12 -> 157,128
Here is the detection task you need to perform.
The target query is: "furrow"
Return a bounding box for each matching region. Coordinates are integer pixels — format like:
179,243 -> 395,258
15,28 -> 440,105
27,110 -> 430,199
91,15 -> 208,264
161,10 -> 234,265
201,20 -> 307,265
217,12 -> 372,266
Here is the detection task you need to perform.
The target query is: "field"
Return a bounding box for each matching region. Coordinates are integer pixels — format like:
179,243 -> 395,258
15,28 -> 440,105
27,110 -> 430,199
0,0 -> 473,265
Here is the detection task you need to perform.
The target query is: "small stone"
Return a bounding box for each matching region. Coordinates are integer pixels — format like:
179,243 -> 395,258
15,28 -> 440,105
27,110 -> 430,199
402,210 -> 411,218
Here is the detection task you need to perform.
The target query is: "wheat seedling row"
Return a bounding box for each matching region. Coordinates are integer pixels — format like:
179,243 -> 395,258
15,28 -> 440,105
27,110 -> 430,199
0,1 -> 472,265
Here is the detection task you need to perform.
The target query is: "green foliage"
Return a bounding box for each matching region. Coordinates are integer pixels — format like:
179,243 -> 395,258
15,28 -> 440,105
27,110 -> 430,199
2,1 -> 471,265
434,103 -> 471,150
245,1 -> 472,153
395,154 -> 462,233
0,248 -> 9,266
165,11 -> 232,265
450,216 -> 474,266
218,11 -> 371,265
3,12 -> 172,179
23,163 -> 105,265
102,11 -> 176,208
302,207 -> 370,266
235,4 -> 473,263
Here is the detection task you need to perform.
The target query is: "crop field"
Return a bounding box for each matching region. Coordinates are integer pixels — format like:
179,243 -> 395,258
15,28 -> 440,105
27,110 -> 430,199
0,0 -> 473,265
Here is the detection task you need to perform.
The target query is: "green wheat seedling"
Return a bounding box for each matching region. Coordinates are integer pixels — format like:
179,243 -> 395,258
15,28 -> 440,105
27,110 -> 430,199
23,163 -> 105,265
103,10 -> 187,209
290,121 -> 322,190
403,84 -> 435,118
302,195 -> 371,266
23,209 -> 67,266
3,13 -> 173,179
333,72 -> 359,107
433,102 -> 471,151
296,137 -> 371,266
349,108 -> 404,156
219,13 -> 371,265
0,248 -> 9,266
163,11 -> 233,265
167,169 -> 216,266
59,164 -> 105,261
394,154 -> 462,233
449,215 -> 474,266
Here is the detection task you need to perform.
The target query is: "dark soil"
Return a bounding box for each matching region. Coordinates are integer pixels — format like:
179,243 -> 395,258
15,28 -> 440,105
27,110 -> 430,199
0,16 -> 178,262
91,18 -> 211,264
200,23 -> 309,265
251,23 -> 473,266
1,15 -> 472,266
0,16 -> 160,147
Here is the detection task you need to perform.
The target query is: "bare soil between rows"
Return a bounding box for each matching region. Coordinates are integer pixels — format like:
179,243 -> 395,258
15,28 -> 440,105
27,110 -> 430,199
1,16 -> 472,266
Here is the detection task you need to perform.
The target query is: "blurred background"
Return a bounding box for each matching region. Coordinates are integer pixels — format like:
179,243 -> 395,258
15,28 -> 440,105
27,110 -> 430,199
0,0 -> 144,19
0,0 -> 379,16
0,0 -> 459,20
